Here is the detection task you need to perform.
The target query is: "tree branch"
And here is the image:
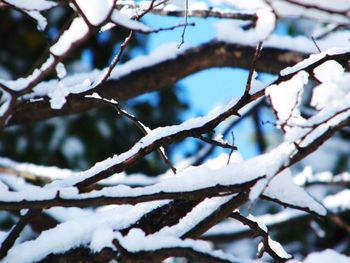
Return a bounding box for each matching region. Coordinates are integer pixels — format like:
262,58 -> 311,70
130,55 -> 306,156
0,178 -> 261,211
9,42 -> 307,126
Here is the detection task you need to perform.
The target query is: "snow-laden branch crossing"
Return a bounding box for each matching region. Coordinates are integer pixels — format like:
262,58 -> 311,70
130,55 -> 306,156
1,0 -> 350,262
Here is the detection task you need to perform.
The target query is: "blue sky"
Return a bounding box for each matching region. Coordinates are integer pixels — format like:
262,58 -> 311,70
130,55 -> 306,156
143,14 -> 261,158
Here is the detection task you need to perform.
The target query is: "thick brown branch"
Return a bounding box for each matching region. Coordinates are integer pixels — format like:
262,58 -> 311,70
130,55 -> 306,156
9,42 -> 307,126
183,193 -> 248,238
0,209 -> 41,259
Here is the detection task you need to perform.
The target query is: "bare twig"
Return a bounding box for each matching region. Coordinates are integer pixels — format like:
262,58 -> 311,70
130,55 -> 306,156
227,132 -> 236,165
311,36 -> 321,53
85,94 -> 177,174
93,31 -> 134,88
178,0 -> 189,48
252,108 -> 267,153
8,43 -> 307,126
93,0 -> 166,89
194,100 -> 264,166
146,22 -> 196,34
244,41 -> 263,95
196,134 -> 237,151
116,3 -> 258,21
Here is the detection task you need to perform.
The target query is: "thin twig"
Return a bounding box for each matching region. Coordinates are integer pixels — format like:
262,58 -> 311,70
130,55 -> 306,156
193,100 -> 265,166
178,0 -> 189,48
85,94 -> 177,174
311,37 -> 321,53
116,3 -> 258,21
115,105 -> 177,174
196,135 -> 237,151
93,0 -> 164,88
227,132 -> 236,165
71,49 -> 350,189
252,108 -> 266,153
244,41 -> 263,95
146,22 -> 196,34
93,31 -> 134,89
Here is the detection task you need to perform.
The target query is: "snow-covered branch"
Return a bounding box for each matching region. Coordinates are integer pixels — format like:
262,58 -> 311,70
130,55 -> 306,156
1,0 -> 350,262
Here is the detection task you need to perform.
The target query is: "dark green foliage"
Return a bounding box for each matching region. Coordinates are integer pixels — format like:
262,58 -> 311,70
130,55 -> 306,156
0,6 -> 188,175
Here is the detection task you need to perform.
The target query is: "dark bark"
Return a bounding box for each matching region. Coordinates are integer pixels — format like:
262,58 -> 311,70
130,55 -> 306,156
9,42 -> 307,126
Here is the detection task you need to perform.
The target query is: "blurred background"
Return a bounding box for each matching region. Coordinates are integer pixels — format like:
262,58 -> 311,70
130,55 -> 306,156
0,1 -> 349,260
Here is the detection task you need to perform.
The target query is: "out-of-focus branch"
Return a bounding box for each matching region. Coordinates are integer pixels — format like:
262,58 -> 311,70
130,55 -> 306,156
85,94 -> 177,174
196,135 -> 237,151
252,108 -> 267,153
8,42 -> 307,126
117,3 -> 258,21
283,0 -> 350,17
